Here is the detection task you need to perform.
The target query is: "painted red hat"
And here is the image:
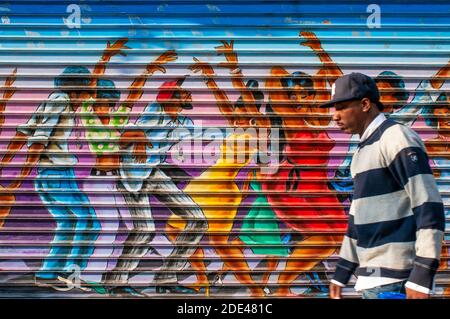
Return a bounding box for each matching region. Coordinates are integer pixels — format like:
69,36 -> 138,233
156,77 -> 192,109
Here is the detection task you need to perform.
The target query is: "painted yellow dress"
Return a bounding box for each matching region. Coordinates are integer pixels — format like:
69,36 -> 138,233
167,132 -> 256,233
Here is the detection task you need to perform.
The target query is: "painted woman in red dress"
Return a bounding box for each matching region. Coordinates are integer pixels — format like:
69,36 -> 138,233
263,32 -> 347,296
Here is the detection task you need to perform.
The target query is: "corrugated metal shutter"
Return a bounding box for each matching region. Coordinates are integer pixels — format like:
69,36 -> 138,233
0,0 -> 448,298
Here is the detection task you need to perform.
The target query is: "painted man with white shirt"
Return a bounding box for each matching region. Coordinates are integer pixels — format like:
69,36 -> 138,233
322,73 -> 445,299
101,77 -> 208,294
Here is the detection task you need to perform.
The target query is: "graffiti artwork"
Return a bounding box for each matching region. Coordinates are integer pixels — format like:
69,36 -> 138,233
0,1 -> 448,298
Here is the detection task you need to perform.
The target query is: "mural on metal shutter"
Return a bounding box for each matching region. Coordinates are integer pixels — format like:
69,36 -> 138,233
0,0 -> 448,298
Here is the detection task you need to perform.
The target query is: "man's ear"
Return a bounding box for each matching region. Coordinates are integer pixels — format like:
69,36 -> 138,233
360,97 -> 372,112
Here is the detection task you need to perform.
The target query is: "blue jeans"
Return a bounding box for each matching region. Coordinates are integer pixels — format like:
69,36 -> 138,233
361,280 -> 407,299
35,167 -> 100,279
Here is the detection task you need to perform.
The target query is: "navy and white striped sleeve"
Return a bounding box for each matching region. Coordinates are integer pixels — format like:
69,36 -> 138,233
381,125 -> 445,294
332,215 -> 359,286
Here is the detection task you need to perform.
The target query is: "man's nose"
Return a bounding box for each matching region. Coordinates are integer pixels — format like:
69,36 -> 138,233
332,111 -> 340,122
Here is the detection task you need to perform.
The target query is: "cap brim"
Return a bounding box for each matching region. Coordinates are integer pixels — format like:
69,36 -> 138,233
320,97 -> 356,108
320,97 -> 385,110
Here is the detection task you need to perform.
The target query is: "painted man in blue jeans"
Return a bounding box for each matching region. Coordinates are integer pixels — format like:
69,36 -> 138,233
0,38 -> 129,289
0,40 -> 130,289
0,66 -> 100,288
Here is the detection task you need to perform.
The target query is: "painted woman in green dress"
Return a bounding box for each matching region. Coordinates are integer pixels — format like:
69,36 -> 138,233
239,170 -> 288,257
237,169 -> 289,289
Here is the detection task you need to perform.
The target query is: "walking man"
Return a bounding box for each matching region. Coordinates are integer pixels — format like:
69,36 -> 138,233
323,73 -> 445,299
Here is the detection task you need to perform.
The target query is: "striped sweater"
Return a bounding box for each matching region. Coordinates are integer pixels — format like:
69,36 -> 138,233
332,118 -> 445,293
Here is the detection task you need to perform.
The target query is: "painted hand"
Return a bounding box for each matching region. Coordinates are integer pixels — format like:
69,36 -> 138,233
0,185 -> 14,228
299,31 -> 323,51
119,130 -> 152,164
103,38 -> 130,60
2,67 -> 17,100
146,50 -> 178,74
0,67 -> 17,126
215,40 -> 239,71
189,57 -> 215,77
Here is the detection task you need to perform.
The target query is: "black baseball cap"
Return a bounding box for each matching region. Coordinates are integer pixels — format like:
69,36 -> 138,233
320,72 -> 384,110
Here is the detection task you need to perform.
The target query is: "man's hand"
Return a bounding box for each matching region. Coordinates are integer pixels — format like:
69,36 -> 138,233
406,287 -> 430,299
189,57 -> 215,77
299,31 -> 323,52
329,282 -> 343,299
215,40 -> 239,71
146,50 -> 178,74
102,38 -> 130,61
433,168 -> 442,179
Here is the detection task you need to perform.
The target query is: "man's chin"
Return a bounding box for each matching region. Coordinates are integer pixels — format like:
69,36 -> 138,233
339,127 -> 353,134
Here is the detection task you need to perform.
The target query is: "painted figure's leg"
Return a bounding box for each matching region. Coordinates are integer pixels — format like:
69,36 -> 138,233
103,180 -> 155,286
81,171 -> 120,283
209,235 -> 265,297
275,235 -> 340,296
151,168 -> 207,285
262,257 -> 280,288
63,174 -> 100,272
166,223 -> 209,294
34,168 -> 75,280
